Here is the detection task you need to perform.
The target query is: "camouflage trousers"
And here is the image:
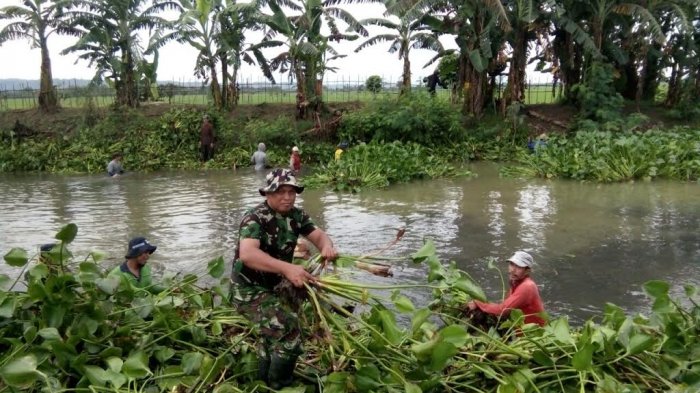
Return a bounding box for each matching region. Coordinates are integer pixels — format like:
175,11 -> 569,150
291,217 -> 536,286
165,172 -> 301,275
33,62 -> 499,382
231,284 -> 303,358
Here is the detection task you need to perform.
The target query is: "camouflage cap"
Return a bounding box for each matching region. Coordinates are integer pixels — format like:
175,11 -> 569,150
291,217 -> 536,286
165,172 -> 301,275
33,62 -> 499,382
259,168 -> 304,196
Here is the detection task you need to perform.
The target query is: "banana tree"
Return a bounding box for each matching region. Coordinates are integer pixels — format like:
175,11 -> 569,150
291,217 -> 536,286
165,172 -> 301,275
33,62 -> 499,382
260,0 -> 367,111
0,0 -> 70,112
61,0 -> 180,108
418,0 -> 511,118
218,0 -> 273,109
355,10 -> 444,95
177,0 -> 226,108
499,0 -> 549,112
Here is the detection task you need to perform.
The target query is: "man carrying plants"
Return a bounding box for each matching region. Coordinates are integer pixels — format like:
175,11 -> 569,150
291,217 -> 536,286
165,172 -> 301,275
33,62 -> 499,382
109,237 -> 163,294
466,251 -> 546,327
231,168 -> 338,389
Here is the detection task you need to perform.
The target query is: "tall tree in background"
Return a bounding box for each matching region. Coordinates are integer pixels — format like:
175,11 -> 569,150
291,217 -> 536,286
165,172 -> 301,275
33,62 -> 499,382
260,0 -> 367,111
61,0 -> 179,108
0,0 -> 68,112
177,0 -> 226,108
219,0 -> 273,109
354,3 -> 444,94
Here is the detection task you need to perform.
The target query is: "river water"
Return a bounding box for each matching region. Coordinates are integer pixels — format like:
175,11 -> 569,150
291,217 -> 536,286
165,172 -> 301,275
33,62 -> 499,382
1,163 -> 698,324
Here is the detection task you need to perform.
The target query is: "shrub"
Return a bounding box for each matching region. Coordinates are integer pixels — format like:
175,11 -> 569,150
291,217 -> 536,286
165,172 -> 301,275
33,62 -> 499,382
365,75 -> 383,95
339,92 -> 463,146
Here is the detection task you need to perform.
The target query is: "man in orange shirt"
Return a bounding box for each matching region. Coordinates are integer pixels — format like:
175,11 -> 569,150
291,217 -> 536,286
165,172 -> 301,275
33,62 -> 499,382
466,251 -> 546,326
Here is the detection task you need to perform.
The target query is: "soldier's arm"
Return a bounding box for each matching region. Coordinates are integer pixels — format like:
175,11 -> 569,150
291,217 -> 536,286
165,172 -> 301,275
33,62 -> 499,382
239,238 -> 315,287
306,229 -> 338,263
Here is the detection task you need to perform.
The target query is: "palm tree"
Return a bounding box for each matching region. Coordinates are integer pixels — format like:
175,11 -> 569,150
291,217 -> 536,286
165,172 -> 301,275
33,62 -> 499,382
61,0 -> 180,107
0,0 -> 69,112
354,9 -> 444,94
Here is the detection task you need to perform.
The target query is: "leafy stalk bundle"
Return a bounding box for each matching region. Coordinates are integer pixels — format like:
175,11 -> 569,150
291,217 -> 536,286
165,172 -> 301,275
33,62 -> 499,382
1,224 -> 699,392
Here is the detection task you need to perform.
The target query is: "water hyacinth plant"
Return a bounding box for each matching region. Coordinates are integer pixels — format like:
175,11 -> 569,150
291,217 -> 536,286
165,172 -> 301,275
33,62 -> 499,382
0,224 -> 699,392
304,141 -> 472,192
501,128 -> 700,182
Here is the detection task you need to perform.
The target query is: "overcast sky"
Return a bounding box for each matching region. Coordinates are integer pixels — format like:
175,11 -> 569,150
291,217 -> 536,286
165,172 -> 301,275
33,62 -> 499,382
0,1 -> 461,85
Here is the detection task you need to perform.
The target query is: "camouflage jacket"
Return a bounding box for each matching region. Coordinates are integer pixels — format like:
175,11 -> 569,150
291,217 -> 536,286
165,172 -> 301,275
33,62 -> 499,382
233,201 -> 316,289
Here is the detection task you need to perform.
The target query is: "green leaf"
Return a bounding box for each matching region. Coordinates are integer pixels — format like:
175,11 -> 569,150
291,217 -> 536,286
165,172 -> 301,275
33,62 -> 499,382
627,334 -> 654,355
392,295 -> 415,313
106,370 -> 127,389
95,277 -> 120,294
132,297 -> 154,319
405,382 -> 422,393
532,350 -> 553,366
208,257 -> 225,278
378,309 -> 403,345
83,366 -> 109,387
155,347 -> 176,364
572,342 -> 594,371
182,352 -> 203,375
55,223 -> 78,243
0,296 -> 16,318
211,321 -> 223,336
0,355 -> 39,388
4,248 -> 28,267
430,341 -> 458,371
549,318 -> 573,344
468,49 -> 486,73
411,308 -> 431,335
355,364 -> 381,391
453,277 -> 486,301
411,240 -> 436,263
643,280 -> 669,299
439,325 -> 468,347
122,351 -> 152,379
38,327 -> 62,341
0,274 -> 11,290
23,326 -> 37,344
105,357 -> 123,373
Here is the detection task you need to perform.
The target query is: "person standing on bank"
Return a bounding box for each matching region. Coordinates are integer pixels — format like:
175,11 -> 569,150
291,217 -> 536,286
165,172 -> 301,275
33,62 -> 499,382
107,152 -> 125,177
200,114 -> 215,162
109,237 -> 163,294
251,142 -> 268,171
289,146 -> 301,174
232,168 -> 338,389
334,141 -> 348,161
465,251 -> 546,326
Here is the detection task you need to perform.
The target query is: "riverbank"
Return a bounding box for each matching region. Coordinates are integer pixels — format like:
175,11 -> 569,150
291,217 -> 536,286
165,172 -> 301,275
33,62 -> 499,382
1,96 -> 699,183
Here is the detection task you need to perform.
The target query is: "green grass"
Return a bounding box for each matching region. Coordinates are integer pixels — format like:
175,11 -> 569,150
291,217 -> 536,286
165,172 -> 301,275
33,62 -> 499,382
0,85 -> 562,111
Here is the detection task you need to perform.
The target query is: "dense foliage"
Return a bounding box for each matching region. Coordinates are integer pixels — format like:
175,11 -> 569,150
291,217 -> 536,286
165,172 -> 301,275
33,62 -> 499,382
1,225 -> 699,392
501,129 -> 700,182
339,93 -> 464,146
304,142 -> 472,192
0,108 -> 328,173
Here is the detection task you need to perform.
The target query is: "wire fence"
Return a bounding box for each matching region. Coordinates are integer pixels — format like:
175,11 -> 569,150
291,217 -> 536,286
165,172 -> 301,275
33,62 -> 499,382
0,76 -> 562,111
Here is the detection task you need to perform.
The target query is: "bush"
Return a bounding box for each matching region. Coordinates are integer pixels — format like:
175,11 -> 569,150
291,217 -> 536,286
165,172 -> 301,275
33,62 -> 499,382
339,92 -> 464,146
365,75 -> 383,94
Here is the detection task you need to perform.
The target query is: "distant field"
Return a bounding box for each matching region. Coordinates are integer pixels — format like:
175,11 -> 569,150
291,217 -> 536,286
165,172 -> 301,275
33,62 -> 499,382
0,84 -> 561,111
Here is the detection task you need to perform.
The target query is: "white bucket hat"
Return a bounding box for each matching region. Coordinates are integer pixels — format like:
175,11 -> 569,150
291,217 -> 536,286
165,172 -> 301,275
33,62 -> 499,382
507,251 -> 534,268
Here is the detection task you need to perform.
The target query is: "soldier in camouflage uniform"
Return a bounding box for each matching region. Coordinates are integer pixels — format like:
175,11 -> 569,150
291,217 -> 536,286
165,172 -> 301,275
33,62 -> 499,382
232,168 -> 338,389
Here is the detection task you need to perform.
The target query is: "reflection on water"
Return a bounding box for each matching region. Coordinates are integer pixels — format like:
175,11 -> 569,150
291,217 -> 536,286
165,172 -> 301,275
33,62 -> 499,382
1,164 -> 699,324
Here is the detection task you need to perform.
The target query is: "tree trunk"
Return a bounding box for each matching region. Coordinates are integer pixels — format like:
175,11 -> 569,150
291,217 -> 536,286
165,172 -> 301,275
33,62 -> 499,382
635,44 -> 649,110
553,28 -> 582,102
665,62 -> 681,106
38,37 -> 58,113
117,48 -> 138,107
209,60 -> 222,109
401,50 -> 411,95
221,53 -> 229,109
501,28 -> 528,114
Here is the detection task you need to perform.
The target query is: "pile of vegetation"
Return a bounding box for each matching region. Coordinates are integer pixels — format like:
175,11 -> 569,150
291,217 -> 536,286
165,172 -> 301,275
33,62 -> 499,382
501,128 -> 700,182
1,224 -> 699,392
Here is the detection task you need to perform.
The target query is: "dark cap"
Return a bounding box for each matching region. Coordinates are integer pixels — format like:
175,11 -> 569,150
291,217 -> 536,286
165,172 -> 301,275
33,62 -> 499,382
125,237 -> 157,259
258,168 -> 304,196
